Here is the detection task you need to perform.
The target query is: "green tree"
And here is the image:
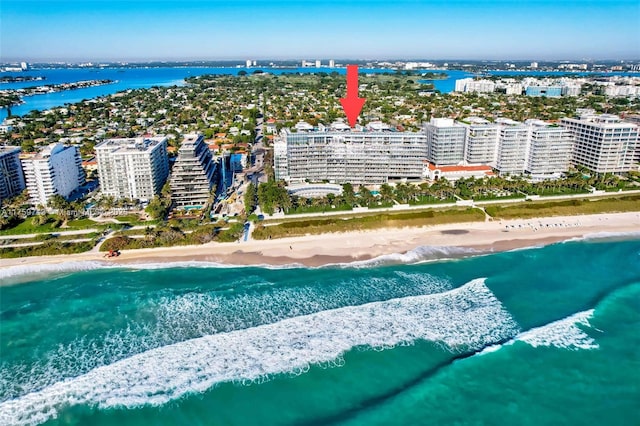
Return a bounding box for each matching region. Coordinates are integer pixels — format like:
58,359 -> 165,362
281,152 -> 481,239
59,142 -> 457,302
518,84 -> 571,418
244,182 -> 257,214
146,196 -> 167,220
342,183 -> 356,206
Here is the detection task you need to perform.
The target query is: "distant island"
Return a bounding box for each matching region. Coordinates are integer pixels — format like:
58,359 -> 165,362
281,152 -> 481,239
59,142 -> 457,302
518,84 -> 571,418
0,75 -> 46,83
0,79 -> 115,107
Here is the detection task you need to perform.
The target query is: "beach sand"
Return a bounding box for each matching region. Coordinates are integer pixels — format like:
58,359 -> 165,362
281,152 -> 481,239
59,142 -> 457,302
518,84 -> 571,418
1,211 -> 639,271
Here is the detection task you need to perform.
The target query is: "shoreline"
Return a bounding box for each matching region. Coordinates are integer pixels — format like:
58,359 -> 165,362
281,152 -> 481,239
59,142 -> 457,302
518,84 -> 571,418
1,211 -> 639,276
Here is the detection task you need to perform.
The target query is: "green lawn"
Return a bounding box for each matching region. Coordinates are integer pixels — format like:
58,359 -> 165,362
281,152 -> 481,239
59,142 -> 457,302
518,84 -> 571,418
0,216 -> 102,235
0,216 -> 62,235
0,240 -> 97,258
115,214 -> 142,223
485,195 -> 640,219
253,208 -> 485,240
67,218 -> 100,228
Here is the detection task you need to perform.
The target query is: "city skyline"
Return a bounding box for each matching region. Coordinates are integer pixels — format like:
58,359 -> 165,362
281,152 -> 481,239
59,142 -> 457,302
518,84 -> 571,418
1,0 -> 639,62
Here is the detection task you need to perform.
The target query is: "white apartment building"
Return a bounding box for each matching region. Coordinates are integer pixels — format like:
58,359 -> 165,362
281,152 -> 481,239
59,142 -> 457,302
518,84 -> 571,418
170,134 -> 216,209
423,118 -> 467,166
274,126 -> 428,184
525,120 -> 574,179
95,137 -> 169,201
21,143 -> 85,206
454,78 -> 496,93
459,117 -> 499,165
604,85 -> 640,98
495,118 -> 531,175
561,113 -> 639,174
0,146 -> 25,202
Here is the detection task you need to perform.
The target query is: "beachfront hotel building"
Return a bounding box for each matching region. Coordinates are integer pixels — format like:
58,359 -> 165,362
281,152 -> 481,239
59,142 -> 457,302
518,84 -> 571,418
21,143 -> 85,206
495,118 -> 531,175
95,136 -> 169,201
0,146 -> 26,202
274,124 -> 428,184
459,117 -> 500,166
525,120 -> 574,179
561,113 -> 640,174
422,118 -> 467,166
275,114 -> 637,185
169,134 -> 217,209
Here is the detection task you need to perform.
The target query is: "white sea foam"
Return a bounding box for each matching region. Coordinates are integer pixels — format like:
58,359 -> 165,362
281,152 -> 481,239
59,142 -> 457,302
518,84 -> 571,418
479,309 -> 598,356
563,231 -> 640,244
0,278 -> 519,426
335,245 -> 480,268
122,260 -> 305,270
0,260 -> 304,284
1,271 -> 453,401
516,310 -> 598,350
0,261 -> 111,283
0,245 -> 482,284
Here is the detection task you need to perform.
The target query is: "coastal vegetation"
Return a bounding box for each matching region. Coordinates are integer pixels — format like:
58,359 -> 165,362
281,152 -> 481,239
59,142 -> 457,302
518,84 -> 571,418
250,194 -> 640,241
99,221 -> 244,252
252,208 -> 486,239
0,239 -> 97,258
255,172 -> 637,216
484,194 -> 640,219
0,72 -> 638,257
3,72 -> 639,155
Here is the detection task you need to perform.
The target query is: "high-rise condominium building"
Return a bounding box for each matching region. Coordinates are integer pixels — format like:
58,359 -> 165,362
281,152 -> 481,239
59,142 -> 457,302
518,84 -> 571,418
495,118 -> 531,175
274,126 -> 427,184
0,146 -> 25,202
21,143 -> 85,206
561,113 -> 639,174
170,134 -> 217,209
95,137 -> 169,201
459,118 -> 499,165
423,118 -> 466,166
525,120 -> 574,179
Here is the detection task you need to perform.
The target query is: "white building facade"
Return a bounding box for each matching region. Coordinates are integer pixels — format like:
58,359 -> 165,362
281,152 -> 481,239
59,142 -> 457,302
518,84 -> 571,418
525,121 -> 574,179
0,146 -> 26,202
275,128 -> 427,184
423,118 -> 467,166
95,137 -> 169,201
459,118 -> 500,166
561,113 -> 639,174
170,134 -> 216,209
21,143 -> 85,206
495,119 -> 531,175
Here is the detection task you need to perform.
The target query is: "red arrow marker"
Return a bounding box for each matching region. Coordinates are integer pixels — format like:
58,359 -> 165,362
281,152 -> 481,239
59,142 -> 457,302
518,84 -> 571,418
340,65 -> 366,128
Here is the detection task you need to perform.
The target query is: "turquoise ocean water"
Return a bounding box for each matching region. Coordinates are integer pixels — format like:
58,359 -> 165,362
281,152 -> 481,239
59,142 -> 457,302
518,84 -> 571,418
1,235 -> 639,425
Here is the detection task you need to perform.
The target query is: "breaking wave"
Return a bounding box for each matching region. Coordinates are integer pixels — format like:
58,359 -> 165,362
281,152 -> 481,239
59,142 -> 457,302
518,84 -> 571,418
0,279 -> 519,426
336,245 -> 480,268
479,310 -> 598,356
0,270 -> 452,401
516,310 -> 598,350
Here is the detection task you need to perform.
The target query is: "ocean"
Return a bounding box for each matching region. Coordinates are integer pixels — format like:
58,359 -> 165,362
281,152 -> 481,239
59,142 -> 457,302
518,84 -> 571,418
3,67 -> 638,122
1,235 -> 639,425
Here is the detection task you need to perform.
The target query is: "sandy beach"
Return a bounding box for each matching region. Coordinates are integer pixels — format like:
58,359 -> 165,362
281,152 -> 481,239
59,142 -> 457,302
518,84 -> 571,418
1,211 -> 639,271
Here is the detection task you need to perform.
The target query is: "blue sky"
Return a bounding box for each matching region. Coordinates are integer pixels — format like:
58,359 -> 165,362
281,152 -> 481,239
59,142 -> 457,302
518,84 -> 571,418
1,0 -> 639,61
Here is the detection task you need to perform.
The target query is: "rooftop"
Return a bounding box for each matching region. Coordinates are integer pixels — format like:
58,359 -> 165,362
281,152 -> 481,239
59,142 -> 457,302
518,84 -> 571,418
179,134 -> 204,150
96,136 -> 166,153
0,145 -> 21,155
29,143 -> 68,160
